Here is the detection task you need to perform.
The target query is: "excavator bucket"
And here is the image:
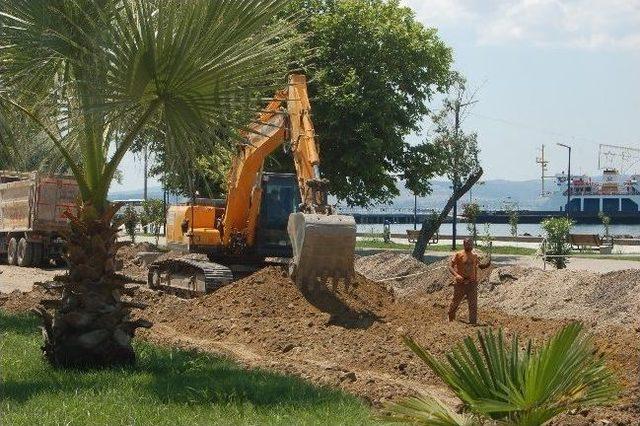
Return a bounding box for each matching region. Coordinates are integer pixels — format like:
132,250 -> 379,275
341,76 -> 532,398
287,212 -> 357,291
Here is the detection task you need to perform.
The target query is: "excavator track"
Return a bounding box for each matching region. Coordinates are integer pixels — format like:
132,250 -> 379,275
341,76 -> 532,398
147,257 -> 234,296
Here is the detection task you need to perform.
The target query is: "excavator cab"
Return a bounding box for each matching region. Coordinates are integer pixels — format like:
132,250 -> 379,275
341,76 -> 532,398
255,172 -> 300,258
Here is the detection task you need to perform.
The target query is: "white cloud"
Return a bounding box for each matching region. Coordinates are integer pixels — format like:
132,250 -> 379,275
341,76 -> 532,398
402,0 -> 640,50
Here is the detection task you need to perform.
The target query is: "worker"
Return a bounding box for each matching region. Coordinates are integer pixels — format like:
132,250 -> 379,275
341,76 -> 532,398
447,237 -> 491,324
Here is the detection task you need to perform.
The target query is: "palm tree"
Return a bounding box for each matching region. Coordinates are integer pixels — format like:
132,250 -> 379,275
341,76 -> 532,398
0,0 -> 298,368
387,323 -> 618,425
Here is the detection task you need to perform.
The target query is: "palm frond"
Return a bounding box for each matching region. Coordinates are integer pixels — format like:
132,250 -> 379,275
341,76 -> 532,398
1,0 -> 301,210
385,393 -> 479,426
402,323 -> 619,424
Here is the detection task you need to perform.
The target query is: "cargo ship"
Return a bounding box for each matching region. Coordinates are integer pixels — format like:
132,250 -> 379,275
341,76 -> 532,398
477,144 -> 640,224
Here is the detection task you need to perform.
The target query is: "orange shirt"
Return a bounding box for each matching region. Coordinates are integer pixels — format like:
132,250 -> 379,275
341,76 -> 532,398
450,250 -> 478,284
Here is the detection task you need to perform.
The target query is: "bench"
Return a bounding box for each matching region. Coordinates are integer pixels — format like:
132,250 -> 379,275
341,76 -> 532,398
406,230 -> 439,245
569,234 -> 613,254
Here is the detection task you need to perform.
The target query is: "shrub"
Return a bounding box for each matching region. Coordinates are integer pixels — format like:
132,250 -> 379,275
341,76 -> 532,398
598,212 -> 611,238
141,199 -> 165,245
541,217 -> 573,269
387,323 -> 618,425
122,205 -> 139,243
463,202 -> 480,242
508,208 -> 519,237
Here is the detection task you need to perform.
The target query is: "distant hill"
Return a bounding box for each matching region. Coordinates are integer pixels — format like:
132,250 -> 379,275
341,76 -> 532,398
111,179 -> 545,211
108,186 -> 165,201
335,179 -> 544,211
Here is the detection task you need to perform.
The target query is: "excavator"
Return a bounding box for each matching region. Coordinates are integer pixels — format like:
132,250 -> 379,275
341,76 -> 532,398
147,75 -> 356,295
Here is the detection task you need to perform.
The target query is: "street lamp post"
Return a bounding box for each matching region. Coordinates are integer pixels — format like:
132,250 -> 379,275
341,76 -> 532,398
557,143 -> 572,218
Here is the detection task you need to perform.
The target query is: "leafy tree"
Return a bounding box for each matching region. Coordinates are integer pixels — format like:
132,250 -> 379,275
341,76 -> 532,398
413,76 -> 482,261
541,217 -> 574,269
508,207 -> 519,237
292,0 -> 453,206
0,0 -> 298,368
122,205 -> 139,244
153,144 -> 233,199
598,212 -> 611,238
140,199 -> 165,246
137,0 -> 453,206
387,323 -> 618,425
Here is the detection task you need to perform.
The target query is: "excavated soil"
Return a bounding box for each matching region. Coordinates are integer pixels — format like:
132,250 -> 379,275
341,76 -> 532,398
2,250 -> 639,424
480,266 -> 640,330
115,242 -> 197,282
355,251 -> 494,298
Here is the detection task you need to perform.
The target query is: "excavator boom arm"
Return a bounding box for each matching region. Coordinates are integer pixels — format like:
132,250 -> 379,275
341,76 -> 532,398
222,75 -> 328,246
222,74 -> 356,289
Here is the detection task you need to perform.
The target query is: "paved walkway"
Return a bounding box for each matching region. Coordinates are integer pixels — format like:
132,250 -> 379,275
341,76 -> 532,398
386,237 -> 640,254
357,247 -> 640,274
0,264 -> 63,293
488,253 -> 640,273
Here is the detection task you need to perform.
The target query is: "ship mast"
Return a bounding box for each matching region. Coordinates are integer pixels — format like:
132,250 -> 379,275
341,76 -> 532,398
536,144 -> 554,196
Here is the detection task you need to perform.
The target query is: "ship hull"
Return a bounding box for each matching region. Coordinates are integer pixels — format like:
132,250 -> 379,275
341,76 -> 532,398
477,210 -> 640,224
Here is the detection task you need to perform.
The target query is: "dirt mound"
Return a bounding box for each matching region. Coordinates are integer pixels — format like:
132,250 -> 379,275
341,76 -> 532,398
116,242 -> 160,279
136,267 -> 427,403
0,287 -> 48,313
481,267 -> 640,329
356,251 -> 493,297
116,243 -> 197,281
2,255 -> 638,422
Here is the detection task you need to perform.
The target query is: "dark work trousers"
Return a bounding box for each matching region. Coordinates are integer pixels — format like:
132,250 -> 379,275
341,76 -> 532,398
448,281 -> 478,324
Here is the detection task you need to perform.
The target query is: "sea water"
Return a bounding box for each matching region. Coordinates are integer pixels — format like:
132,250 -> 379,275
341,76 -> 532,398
358,223 -> 640,238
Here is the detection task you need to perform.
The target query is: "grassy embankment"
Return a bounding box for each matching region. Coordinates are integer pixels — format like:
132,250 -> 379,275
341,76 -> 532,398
0,312 -> 373,425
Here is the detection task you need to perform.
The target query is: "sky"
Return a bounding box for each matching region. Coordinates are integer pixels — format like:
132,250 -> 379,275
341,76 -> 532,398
111,0 -> 640,193
403,0 -> 640,180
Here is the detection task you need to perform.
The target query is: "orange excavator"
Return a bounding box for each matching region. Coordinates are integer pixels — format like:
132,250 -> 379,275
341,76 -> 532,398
148,75 -> 356,294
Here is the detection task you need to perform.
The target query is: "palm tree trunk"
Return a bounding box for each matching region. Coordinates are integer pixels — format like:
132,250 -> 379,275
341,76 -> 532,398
33,202 -> 151,368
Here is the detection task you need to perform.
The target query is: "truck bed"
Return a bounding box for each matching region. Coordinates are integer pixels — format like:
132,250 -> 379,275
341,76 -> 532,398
0,171 -> 78,234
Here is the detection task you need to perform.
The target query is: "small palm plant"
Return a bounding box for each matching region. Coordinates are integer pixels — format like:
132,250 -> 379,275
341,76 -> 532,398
387,323 -> 618,425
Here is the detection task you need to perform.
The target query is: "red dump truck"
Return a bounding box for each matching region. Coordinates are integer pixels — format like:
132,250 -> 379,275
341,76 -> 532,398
0,171 -> 79,267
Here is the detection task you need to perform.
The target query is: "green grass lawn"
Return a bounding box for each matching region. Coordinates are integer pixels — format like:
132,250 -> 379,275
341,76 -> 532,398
0,311 -> 374,426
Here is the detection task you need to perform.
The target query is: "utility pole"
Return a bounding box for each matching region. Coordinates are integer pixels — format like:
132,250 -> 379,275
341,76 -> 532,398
557,143 -> 572,218
536,144 -> 549,197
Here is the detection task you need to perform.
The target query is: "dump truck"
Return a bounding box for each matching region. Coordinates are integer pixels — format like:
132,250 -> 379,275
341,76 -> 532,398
0,171 -> 79,267
148,74 -> 357,294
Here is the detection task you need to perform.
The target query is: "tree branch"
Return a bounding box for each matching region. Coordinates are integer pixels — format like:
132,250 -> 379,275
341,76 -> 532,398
413,167 -> 484,261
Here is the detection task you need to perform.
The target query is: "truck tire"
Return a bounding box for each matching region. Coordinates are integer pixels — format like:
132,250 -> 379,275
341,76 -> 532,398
7,237 -> 18,265
17,238 -> 33,267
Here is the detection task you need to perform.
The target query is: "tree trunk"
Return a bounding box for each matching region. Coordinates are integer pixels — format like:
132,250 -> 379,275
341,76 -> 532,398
413,168 -> 484,262
33,202 -> 151,368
